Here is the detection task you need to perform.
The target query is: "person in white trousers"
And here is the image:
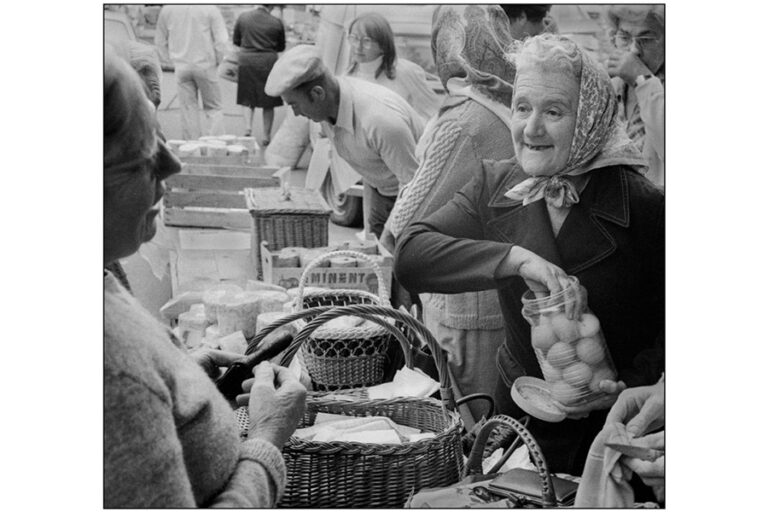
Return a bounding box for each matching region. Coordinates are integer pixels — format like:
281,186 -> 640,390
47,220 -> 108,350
156,5 -> 228,139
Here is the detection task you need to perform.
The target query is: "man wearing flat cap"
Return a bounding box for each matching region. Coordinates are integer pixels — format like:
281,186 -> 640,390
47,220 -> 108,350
265,45 -> 424,238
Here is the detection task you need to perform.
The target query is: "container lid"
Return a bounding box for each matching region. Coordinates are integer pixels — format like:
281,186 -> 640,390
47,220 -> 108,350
245,187 -> 332,214
510,376 -> 567,423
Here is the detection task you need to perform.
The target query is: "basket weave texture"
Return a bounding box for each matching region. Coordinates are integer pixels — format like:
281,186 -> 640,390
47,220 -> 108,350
294,250 -> 392,391
245,187 -> 331,275
240,304 -> 464,508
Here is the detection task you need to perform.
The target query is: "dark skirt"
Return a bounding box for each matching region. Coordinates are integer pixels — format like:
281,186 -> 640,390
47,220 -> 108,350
237,51 -> 283,109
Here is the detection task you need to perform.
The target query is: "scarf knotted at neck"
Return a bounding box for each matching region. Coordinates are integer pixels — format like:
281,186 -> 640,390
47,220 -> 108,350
509,174 -> 582,208
505,41 -> 647,208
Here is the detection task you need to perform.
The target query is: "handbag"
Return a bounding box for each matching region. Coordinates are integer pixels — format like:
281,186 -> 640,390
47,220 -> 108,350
218,50 -> 239,83
407,415 -> 571,508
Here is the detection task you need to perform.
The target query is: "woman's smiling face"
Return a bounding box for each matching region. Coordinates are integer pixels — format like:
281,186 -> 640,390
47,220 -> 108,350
511,66 -> 580,176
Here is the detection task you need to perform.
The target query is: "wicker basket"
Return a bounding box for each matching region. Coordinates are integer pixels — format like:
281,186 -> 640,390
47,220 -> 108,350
245,187 -> 331,277
292,250 -> 393,391
241,304 -> 464,508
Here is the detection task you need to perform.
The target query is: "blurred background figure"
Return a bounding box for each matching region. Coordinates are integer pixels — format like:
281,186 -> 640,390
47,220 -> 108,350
346,12 -> 440,123
155,5 -> 228,139
108,39 -> 163,109
501,4 -> 556,40
604,5 -> 664,189
233,4 -> 286,146
382,4 -> 517,425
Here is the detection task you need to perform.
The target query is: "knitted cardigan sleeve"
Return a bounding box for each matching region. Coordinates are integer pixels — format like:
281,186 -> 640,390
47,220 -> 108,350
386,119 -> 462,238
104,370 -> 286,508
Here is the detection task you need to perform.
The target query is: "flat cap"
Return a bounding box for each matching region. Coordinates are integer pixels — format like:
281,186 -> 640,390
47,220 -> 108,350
265,45 -> 326,97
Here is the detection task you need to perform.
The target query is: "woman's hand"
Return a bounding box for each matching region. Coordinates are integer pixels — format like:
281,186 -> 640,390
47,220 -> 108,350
506,246 -> 583,319
606,50 -> 652,85
620,431 -> 665,502
189,347 -> 243,380
236,362 -> 307,448
556,379 -> 627,419
605,379 -> 665,437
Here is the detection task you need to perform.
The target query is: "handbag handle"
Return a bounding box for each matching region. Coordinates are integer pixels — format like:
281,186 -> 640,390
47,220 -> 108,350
296,250 -> 390,308
279,304 -> 455,411
243,305 -> 334,355
463,415 -> 557,507
215,306 -> 337,399
455,393 -> 495,419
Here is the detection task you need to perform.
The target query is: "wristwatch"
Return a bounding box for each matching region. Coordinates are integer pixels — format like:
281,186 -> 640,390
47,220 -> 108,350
634,74 -> 654,87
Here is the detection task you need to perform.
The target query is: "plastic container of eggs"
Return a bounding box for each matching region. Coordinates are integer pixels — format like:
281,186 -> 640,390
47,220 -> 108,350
512,276 -> 617,422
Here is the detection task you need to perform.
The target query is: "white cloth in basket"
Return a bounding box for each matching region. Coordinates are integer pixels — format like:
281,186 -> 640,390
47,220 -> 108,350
367,366 -> 440,399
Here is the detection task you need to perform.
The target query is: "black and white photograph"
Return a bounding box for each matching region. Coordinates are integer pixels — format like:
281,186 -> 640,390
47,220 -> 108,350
8,1 -> 762,510
102,3 -> 668,508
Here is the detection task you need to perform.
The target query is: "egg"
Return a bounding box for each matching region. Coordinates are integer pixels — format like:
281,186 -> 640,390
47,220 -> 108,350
531,317 -> 558,354
550,313 -> 581,343
540,360 -> 562,382
562,362 -> 593,388
576,336 -> 605,365
551,381 -> 581,405
546,342 -> 577,369
578,313 -> 601,338
588,367 -> 618,393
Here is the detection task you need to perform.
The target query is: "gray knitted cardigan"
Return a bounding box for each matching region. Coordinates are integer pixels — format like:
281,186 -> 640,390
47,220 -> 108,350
387,97 -> 513,329
104,272 -> 286,507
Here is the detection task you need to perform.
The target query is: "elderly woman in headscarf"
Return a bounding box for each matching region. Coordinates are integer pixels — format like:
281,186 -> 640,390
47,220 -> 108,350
104,51 -> 306,507
381,4 -> 516,424
394,33 -> 663,475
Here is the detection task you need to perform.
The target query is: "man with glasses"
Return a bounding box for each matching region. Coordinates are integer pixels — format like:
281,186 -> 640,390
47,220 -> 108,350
265,45 -> 424,239
605,5 -> 664,189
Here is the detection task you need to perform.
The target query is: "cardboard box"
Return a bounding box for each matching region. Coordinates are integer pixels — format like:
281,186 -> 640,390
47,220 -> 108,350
169,230 -> 255,296
259,239 -> 393,296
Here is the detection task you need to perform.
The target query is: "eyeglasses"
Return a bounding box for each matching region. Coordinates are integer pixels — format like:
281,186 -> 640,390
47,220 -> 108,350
611,31 -> 660,51
347,33 -> 377,49
105,136 -> 179,188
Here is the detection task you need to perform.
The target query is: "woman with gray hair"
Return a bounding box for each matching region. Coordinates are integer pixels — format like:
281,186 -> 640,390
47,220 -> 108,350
104,51 -> 306,507
395,33 -> 663,474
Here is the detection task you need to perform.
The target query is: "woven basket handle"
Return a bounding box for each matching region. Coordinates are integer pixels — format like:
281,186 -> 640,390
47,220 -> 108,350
243,305 -> 413,378
279,304 -> 455,411
243,305 -> 335,356
296,250 -> 390,308
464,415 -> 557,507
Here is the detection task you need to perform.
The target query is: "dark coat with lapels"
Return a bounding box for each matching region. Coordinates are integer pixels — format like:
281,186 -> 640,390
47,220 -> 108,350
394,159 -> 664,474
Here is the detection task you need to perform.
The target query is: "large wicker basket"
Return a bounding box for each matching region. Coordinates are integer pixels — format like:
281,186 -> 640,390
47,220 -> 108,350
293,250 -> 393,391
239,304 -> 464,508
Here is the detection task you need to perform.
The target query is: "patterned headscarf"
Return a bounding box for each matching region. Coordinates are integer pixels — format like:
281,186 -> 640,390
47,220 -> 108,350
431,4 -> 516,105
505,35 -> 646,208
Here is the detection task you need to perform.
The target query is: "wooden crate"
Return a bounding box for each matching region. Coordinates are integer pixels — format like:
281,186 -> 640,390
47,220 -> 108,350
164,163 -> 290,230
178,154 -> 254,166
